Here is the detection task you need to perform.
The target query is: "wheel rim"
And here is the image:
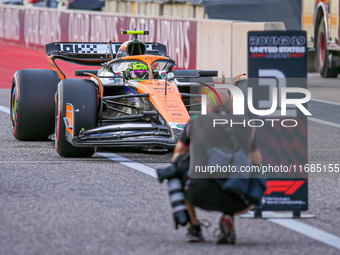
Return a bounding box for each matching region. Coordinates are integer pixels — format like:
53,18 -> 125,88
11,87 -> 17,133
319,32 -> 325,66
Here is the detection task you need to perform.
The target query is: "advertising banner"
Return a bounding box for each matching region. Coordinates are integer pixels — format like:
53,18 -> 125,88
0,5 -> 197,69
248,30 -> 308,213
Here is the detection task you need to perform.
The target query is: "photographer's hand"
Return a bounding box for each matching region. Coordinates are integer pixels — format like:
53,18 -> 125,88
172,141 -> 189,163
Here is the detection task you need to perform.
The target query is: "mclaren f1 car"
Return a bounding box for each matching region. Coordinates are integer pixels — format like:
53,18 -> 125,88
10,30 -> 218,157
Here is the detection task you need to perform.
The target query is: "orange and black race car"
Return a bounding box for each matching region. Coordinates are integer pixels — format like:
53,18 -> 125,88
10,30 -> 217,157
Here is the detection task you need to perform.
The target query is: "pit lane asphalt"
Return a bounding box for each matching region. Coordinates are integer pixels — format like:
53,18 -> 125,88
1,76 -> 340,254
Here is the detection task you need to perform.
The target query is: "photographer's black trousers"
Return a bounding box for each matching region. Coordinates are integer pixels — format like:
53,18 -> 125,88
184,179 -> 248,215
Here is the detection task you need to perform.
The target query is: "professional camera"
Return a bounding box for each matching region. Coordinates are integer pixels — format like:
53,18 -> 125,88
157,163 -> 178,183
157,154 -> 191,229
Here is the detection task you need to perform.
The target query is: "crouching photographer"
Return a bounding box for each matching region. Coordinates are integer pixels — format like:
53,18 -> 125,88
157,89 -> 266,244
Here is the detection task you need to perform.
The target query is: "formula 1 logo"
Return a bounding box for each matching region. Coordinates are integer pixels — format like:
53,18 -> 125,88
264,180 -> 305,195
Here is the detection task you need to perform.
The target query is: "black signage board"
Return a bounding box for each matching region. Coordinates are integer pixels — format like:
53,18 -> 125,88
248,30 -> 308,213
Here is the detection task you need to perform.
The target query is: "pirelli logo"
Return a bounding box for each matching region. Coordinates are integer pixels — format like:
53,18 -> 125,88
264,180 -> 305,195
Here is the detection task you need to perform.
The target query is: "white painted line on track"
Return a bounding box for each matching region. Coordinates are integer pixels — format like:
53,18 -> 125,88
308,117 -> 340,128
0,105 -> 10,114
269,219 -> 340,250
308,98 -> 340,127
97,152 -> 157,178
310,98 -> 340,106
1,103 -> 340,250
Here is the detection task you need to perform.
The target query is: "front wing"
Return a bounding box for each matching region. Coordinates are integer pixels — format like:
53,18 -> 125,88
63,104 -> 178,148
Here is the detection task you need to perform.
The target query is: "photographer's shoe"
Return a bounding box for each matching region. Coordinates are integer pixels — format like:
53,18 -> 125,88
186,224 -> 204,242
216,215 -> 236,244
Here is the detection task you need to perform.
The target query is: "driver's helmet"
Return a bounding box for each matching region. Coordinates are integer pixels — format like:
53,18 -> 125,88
126,61 -> 148,80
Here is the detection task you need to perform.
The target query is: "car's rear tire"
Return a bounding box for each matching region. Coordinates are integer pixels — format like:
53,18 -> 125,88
315,19 -> 339,78
10,69 -> 60,140
56,79 -> 97,158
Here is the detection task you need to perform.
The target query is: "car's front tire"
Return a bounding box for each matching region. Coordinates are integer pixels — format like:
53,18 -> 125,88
55,79 -> 98,158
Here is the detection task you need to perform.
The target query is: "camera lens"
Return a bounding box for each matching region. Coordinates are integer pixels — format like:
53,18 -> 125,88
168,178 -> 191,228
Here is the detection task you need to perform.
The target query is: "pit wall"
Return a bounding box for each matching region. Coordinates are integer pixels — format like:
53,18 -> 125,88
0,4 -> 285,80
